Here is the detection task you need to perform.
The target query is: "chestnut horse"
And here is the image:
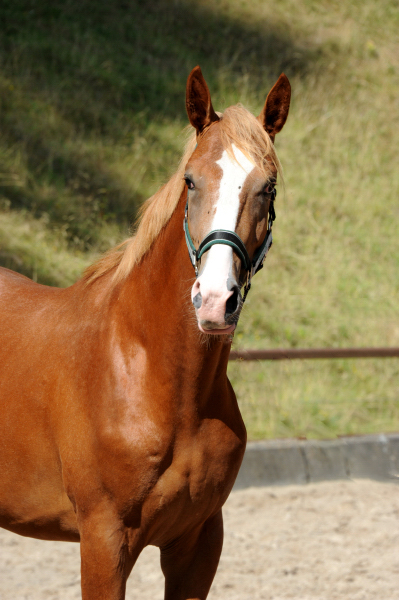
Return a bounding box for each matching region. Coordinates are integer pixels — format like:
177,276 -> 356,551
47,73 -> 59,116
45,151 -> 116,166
0,67 -> 290,599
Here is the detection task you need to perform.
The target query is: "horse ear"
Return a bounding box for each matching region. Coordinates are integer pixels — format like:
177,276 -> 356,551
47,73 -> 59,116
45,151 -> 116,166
186,66 -> 219,135
258,73 -> 291,142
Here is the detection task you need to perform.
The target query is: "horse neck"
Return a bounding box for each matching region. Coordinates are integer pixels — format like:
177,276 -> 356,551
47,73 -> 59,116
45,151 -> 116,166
114,190 -> 233,405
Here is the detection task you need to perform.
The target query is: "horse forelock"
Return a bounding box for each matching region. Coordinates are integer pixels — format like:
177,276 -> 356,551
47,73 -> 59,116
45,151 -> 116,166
83,104 -> 282,288
219,104 -> 283,181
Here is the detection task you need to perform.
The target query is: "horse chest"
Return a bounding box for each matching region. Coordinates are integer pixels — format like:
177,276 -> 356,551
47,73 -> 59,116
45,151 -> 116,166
138,421 -> 245,545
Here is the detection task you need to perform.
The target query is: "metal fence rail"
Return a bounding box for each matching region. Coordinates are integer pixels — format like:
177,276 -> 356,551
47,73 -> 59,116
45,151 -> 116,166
229,347 -> 399,361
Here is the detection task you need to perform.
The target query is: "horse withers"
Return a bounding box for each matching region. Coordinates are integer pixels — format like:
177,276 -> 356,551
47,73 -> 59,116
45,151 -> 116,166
0,67 -> 290,600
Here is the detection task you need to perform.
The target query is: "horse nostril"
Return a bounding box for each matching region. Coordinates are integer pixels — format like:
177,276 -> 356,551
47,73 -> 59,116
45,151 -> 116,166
225,286 -> 240,318
192,292 -> 202,309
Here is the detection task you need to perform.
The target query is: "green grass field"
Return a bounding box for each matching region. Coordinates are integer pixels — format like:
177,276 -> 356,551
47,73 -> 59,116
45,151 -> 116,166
1,0 -> 398,439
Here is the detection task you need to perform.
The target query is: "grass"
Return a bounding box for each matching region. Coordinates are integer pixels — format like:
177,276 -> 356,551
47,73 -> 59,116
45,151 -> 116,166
228,359 -> 399,440
0,0 -> 398,439
0,201 -> 95,286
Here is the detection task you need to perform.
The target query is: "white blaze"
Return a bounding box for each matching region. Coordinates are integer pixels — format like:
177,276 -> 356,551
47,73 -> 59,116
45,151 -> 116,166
201,145 -> 254,281
192,144 -> 255,328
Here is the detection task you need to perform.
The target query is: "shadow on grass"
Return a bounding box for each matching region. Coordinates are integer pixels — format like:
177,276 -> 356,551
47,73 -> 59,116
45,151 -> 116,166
0,0 -> 323,255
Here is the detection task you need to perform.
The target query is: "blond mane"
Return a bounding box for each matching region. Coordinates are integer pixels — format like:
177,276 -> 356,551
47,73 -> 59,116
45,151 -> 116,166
83,104 -> 282,286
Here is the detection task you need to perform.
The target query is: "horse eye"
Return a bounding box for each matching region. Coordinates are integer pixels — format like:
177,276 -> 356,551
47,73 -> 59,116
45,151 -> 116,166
184,177 -> 195,190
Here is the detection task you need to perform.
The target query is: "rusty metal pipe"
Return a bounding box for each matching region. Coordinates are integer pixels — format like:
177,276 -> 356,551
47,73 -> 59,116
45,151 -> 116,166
229,347 -> 399,361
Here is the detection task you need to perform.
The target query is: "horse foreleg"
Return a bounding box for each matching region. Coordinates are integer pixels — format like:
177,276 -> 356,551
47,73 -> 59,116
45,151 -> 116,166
161,510 -> 224,600
78,507 -> 136,600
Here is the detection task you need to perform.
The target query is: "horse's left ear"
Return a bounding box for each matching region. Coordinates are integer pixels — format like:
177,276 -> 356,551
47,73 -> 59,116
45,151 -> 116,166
258,73 -> 291,142
186,66 -> 220,135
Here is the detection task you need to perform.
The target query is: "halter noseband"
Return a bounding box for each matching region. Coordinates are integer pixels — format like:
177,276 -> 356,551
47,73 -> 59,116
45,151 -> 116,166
184,188 -> 276,303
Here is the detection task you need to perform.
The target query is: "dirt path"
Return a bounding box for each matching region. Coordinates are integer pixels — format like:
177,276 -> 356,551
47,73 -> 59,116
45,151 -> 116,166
1,479 -> 398,599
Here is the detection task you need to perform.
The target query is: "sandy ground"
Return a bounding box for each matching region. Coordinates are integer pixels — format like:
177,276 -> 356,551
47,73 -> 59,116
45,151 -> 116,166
0,479 -> 398,600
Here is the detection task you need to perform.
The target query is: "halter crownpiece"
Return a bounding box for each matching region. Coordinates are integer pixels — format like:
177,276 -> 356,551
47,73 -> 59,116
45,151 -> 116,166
184,188 -> 276,303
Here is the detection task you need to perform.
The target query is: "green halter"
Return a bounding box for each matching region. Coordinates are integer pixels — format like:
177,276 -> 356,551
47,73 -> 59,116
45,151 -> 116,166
183,189 -> 276,302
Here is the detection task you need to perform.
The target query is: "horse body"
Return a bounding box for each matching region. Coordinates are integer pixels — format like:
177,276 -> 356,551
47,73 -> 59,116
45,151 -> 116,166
0,199 -> 244,539
0,67 -> 290,599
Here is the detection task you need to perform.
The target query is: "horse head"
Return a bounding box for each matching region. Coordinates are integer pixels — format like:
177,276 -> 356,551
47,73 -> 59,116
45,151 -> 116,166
184,66 -> 291,335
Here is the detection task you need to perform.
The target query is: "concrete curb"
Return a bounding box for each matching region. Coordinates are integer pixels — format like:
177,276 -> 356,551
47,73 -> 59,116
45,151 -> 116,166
233,433 -> 399,489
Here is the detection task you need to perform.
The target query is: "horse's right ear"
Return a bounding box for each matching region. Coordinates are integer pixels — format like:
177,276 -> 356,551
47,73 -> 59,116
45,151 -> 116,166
186,66 -> 219,135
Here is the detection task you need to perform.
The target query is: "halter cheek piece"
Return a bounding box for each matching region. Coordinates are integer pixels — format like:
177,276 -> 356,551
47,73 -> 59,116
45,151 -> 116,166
183,188 -> 276,303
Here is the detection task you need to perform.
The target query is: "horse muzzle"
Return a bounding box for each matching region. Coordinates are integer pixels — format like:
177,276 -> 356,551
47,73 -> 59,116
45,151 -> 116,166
191,279 -> 242,335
